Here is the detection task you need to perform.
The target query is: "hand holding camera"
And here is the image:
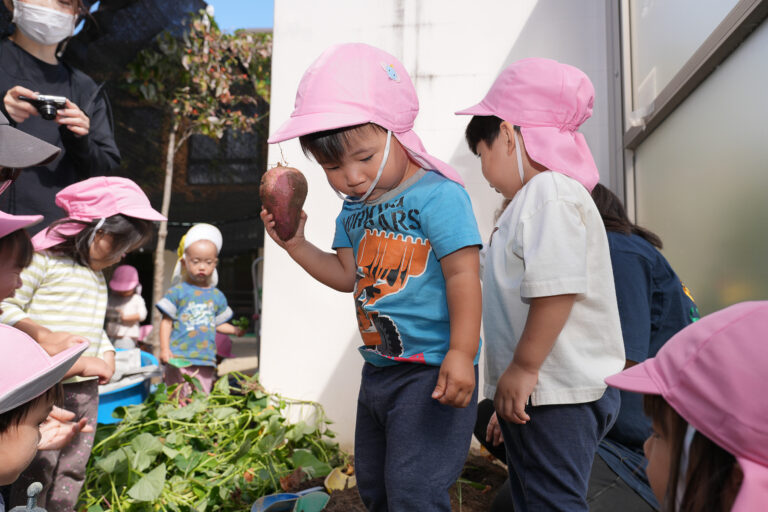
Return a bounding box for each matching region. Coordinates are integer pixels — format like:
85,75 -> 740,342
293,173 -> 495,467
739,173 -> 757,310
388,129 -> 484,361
19,93 -> 67,120
3,85 -> 90,136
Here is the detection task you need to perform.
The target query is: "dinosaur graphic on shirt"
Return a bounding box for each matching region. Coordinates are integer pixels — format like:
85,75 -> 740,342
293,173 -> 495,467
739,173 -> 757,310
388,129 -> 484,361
354,229 -> 431,357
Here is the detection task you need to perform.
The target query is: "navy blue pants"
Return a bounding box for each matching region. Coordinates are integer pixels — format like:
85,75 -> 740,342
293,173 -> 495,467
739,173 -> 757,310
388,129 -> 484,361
499,387 -> 620,512
355,362 -> 478,512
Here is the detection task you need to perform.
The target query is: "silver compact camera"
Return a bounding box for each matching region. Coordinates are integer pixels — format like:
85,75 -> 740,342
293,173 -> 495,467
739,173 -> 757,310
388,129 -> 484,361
18,94 -> 68,120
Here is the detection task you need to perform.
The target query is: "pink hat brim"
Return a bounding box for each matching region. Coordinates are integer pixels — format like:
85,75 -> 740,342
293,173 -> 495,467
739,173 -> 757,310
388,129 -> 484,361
454,101 -> 494,117
268,111 -> 370,144
268,112 -> 465,186
605,360 -> 662,395
122,207 -> 166,222
31,205 -> 165,251
109,279 -> 139,292
0,211 -> 43,239
0,339 -> 88,415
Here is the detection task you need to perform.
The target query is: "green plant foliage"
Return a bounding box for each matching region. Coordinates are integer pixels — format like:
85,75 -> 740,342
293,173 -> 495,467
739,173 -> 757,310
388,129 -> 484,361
124,9 -> 271,141
232,316 -> 250,332
78,374 -> 342,511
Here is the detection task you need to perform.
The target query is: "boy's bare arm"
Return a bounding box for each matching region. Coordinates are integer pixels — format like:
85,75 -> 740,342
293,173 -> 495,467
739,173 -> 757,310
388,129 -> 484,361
432,246 -> 481,408
103,350 -> 116,377
13,318 -> 88,356
495,294 -> 576,424
158,315 -> 173,363
217,322 -> 245,336
64,356 -> 112,383
261,208 -> 356,292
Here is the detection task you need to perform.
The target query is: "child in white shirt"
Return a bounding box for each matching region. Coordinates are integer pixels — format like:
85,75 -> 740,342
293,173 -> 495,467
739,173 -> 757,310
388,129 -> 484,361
105,264 -> 147,350
457,58 -> 625,511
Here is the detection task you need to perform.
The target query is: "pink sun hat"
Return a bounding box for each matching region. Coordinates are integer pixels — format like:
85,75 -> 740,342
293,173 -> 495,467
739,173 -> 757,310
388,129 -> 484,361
32,176 -> 166,251
0,324 -> 88,414
109,264 -> 140,292
0,210 -> 43,239
606,301 -> 768,512
268,43 -> 464,186
456,58 -> 600,191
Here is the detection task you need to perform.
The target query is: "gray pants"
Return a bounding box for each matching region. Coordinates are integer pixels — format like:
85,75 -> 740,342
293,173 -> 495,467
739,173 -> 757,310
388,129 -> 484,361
10,380 -> 98,511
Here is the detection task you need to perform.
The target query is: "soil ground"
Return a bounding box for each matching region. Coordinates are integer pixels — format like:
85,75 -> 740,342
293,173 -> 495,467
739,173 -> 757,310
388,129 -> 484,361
299,450 -> 507,512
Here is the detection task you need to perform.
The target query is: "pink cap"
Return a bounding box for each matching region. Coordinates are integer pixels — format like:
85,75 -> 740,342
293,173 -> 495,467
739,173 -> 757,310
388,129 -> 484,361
215,332 -> 233,358
109,264 -> 139,292
606,301 -> 768,512
0,324 -> 88,414
32,176 -> 166,251
456,58 -> 600,191
0,210 -> 43,239
268,43 -> 464,186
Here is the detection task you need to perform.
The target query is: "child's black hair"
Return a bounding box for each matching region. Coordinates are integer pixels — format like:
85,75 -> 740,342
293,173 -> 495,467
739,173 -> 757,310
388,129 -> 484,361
299,123 -> 386,165
45,214 -> 154,267
591,183 -> 663,249
0,384 -> 62,435
0,228 -> 34,268
464,115 -> 521,155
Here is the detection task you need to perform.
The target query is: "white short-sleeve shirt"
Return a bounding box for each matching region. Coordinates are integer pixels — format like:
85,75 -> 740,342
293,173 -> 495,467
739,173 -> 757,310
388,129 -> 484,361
481,172 -> 625,405
106,293 -> 148,340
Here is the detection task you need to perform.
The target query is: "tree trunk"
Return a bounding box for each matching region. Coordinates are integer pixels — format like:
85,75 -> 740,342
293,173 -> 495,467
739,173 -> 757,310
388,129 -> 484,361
150,121 -> 178,347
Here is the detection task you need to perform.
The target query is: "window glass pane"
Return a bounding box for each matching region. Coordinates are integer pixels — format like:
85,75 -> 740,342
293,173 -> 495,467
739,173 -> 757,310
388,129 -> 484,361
634,20 -> 768,315
629,0 -> 738,110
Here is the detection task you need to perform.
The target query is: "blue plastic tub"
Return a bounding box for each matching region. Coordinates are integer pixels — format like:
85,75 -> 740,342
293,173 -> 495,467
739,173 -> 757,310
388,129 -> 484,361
97,351 -> 158,424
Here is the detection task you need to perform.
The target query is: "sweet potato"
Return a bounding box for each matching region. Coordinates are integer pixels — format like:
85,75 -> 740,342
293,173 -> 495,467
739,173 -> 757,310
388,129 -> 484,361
259,164 -> 308,241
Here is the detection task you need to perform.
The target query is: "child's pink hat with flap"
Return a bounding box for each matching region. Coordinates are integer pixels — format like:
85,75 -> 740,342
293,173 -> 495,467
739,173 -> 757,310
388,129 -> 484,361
268,43 -> 464,186
0,210 -> 42,239
0,324 -> 88,414
606,301 -> 768,512
456,58 -> 600,191
32,176 -> 166,251
109,264 -> 140,292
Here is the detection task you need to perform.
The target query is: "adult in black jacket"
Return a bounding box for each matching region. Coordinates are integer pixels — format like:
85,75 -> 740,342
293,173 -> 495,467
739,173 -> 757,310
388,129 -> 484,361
0,0 -> 120,234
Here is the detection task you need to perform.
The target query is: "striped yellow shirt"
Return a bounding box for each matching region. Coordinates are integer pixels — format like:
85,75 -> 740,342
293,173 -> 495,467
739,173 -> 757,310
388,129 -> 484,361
0,251 -> 114,383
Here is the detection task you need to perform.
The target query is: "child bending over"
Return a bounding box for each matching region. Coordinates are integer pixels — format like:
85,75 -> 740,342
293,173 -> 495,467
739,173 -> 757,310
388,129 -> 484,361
457,58 -> 625,511
263,43 -> 482,511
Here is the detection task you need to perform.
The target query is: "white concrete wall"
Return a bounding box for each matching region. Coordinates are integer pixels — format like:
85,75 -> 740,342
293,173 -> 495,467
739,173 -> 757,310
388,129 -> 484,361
261,0 -> 614,450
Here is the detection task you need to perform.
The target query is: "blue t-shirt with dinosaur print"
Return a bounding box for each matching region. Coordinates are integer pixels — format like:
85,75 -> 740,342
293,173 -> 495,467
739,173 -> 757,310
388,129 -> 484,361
333,169 -> 482,367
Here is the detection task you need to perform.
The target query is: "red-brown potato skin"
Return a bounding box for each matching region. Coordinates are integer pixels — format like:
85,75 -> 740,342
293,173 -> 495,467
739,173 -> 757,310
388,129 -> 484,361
259,164 -> 308,241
